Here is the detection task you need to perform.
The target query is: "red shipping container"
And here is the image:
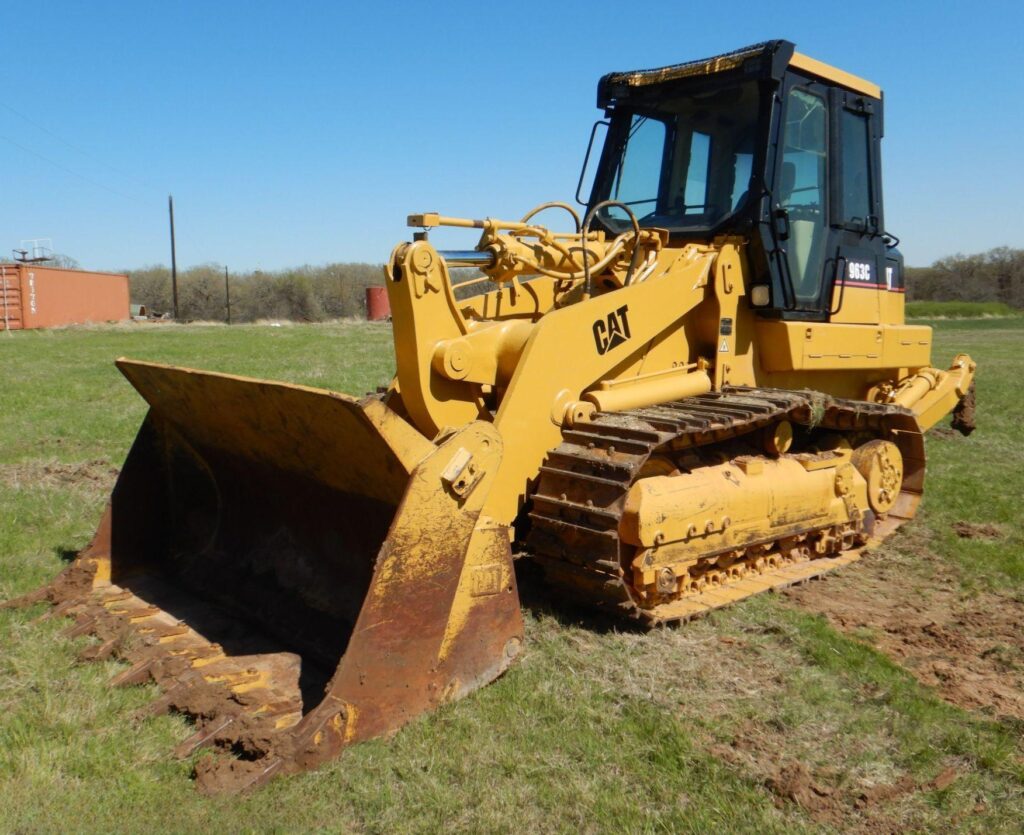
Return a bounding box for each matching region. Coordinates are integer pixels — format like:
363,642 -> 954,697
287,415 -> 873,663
0,264 -> 129,330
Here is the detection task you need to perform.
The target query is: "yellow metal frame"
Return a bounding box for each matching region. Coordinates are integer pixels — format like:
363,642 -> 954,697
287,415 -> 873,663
790,52 -> 881,99
382,213 -> 974,526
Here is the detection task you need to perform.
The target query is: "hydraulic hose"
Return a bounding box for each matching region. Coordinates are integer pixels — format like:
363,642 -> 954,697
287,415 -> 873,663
581,200 -> 642,298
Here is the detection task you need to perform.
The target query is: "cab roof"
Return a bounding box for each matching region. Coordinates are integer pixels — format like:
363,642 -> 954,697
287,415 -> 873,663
597,40 -> 880,107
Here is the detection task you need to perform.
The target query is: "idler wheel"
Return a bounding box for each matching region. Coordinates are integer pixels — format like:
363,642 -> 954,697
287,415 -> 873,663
851,439 -> 903,514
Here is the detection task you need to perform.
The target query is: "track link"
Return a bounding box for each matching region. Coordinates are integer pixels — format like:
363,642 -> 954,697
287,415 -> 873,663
526,387 -> 921,625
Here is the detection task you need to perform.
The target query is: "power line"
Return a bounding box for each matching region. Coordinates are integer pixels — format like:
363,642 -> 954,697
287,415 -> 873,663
1,133 -> 143,203
0,100 -> 162,195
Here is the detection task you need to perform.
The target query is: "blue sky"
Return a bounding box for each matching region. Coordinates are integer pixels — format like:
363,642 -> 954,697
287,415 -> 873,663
2,1 -> 1022,271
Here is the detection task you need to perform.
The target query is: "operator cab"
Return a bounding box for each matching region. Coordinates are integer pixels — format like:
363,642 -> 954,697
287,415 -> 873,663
587,40 -> 902,321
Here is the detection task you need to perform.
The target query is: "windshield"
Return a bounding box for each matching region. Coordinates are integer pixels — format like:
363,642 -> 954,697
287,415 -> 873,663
595,81 -> 761,233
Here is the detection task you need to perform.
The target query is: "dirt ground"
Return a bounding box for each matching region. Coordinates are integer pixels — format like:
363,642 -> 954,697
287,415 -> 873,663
684,519 -> 1022,831
709,722 -> 961,832
0,458 -> 119,493
784,532 -> 1024,722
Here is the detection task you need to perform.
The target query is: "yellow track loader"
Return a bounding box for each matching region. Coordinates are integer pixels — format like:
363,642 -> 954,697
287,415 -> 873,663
7,40 -> 976,792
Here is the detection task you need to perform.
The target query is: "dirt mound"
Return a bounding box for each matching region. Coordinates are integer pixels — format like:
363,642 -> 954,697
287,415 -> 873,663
766,761 -> 840,817
0,458 -> 119,492
951,381 -> 976,436
952,521 -> 1002,540
785,549 -> 1024,720
711,720 -> 927,831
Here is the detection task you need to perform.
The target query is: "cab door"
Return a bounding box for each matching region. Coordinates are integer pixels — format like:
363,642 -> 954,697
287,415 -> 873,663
768,78 -> 832,316
825,89 -> 887,323
764,75 -> 886,322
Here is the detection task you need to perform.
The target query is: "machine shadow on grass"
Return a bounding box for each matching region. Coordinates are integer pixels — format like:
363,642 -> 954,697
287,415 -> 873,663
512,558 -> 648,635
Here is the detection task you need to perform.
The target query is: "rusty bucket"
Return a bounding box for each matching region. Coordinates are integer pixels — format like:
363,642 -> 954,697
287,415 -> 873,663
7,359 -> 523,792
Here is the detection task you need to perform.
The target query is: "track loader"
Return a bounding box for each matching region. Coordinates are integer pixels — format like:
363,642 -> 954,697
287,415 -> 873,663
7,40 -> 976,792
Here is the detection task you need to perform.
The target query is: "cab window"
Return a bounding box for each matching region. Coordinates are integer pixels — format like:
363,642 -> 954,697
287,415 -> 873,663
780,88 -> 827,303
597,81 -> 761,232
840,108 -> 872,227
606,115 -> 666,219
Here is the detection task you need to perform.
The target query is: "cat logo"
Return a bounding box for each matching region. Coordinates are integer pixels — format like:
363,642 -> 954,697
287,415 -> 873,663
593,305 -> 632,355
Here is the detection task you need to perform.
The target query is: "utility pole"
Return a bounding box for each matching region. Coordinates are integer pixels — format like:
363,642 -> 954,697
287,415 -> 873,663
168,195 -> 179,320
224,265 -> 231,324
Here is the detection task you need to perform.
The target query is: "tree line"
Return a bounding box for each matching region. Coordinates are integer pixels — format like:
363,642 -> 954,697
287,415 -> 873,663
29,243 -> 1021,322
127,263 -> 384,321
905,247 -> 1024,308
126,262 -> 488,321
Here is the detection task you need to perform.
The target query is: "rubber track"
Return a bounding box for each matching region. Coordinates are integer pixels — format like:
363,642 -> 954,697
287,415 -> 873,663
525,387 -> 909,624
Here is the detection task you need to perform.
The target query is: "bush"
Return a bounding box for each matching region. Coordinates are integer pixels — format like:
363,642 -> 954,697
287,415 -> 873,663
127,244 -> 1024,323
906,247 -> 1024,308
126,262 -> 383,322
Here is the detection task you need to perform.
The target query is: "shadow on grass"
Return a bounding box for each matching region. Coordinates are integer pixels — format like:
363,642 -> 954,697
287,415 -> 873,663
55,546 -> 79,563
513,557 -> 649,636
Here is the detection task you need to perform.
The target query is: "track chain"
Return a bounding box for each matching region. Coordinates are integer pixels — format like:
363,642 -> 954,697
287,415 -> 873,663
525,387 -> 913,624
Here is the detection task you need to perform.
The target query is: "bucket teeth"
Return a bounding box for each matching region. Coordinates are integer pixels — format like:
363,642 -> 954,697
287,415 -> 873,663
79,637 -> 120,662
99,590 -> 133,605
110,605 -> 162,622
195,754 -> 285,796
257,701 -> 304,730
135,670 -> 205,720
32,581 -> 313,787
141,623 -> 189,642
199,666 -> 262,689
6,401 -> 525,794
110,657 -> 158,687
63,615 -> 98,639
173,715 -> 237,759
0,586 -> 51,610
31,598 -> 80,623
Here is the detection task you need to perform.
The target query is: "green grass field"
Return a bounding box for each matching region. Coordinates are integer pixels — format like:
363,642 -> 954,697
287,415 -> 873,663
2,319 -> 1023,833
905,300 -> 1018,319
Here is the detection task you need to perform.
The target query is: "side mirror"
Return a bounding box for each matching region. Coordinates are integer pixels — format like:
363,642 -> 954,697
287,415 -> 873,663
575,120 -> 609,206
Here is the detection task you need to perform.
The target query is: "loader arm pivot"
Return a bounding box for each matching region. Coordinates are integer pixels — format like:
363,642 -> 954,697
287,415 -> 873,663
388,226 -> 720,523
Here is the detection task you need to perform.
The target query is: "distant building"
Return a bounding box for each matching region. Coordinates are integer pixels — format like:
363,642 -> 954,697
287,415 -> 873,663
0,264 -> 129,330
